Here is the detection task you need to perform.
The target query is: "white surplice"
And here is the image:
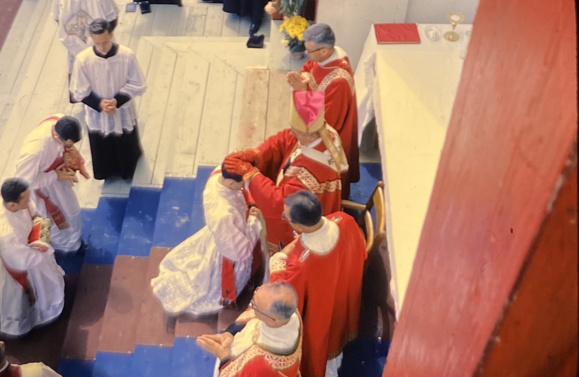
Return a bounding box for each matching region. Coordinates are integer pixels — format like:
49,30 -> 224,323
58,0 -> 119,72
151,171 -> 262,316
70,44 -> 146,135
0,204 -> 65,337
16,114 -> 82,252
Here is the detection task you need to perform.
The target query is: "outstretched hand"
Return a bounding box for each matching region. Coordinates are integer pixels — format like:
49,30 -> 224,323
196,332 -> 234,360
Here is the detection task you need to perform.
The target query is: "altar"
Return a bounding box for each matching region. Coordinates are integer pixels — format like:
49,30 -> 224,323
354,23 -> 472,314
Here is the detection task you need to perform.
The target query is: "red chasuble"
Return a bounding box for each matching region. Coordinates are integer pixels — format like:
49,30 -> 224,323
302,57 -> 360,197
270,212 -> 366,377
250,129 -> 342,253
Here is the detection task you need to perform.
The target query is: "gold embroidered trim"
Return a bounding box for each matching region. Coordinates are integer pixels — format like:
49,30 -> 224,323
220,339 -> 302,377
307,68 -> 355,95
270,258 -> 287,274
295,168 -> 342,194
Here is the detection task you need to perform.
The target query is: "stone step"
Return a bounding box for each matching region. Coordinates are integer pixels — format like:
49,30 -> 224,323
97,256 -> 149,353
135,247 -> 176,347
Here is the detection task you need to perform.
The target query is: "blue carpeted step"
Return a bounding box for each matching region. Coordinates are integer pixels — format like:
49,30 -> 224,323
58,358 -> 94,377
55,208 -> 95,274
129,345 -> 173,377
117,187 -> 162,257
152,166 -> 214,248
171,337 -> 215,377
92,352 -> 133,377
151,178 -> 197,248
84,197 -> 129,264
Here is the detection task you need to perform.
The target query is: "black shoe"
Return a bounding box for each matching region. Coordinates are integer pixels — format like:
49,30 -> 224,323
76,240 -> 87,256
249,21 -> 261,36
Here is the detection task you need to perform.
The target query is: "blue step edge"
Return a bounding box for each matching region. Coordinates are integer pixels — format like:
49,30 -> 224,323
84,197 -> 128,265
152,178 -> 197,248
58,358 -> 94,377
55,208 -> 96,275
130,345 -> 173,377
92,352 -> 133,377
171,337 -> 216,377
117,187 -> 161,257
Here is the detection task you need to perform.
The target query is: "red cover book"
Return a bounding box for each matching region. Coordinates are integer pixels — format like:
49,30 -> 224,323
374,23 -> 421,44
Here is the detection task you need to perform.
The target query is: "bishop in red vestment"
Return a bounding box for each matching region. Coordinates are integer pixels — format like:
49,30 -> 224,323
270,191 -> 366,377
224,91 -> 347,254
286,23 -> 360,200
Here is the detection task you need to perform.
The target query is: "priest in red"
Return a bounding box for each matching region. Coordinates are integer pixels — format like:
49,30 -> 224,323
286,23 -> 359,200
270,191 -> 366,377
224,91 -> 347,254
197,282 -> 302,377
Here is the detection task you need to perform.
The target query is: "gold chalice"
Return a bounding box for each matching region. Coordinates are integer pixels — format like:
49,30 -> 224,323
444,12 -> 464,42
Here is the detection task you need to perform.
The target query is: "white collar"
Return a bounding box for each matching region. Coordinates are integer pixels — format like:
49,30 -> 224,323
258,312 -> 300,352
301,217 -> 339,255
298,137 -> 322,150
319,46 -> 347,67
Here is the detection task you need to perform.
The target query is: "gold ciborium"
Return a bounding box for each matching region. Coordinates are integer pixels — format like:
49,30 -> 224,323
444,12 -> 464,42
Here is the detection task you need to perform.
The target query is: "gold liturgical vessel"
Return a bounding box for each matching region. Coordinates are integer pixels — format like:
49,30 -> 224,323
444,12 -> 464,42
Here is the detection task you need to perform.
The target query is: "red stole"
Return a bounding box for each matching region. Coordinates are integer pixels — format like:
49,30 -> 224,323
0,259 -> 35,306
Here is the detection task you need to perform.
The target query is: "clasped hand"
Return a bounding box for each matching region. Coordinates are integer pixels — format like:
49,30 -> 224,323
286,71 -> 309,91
100,98 -> 117,114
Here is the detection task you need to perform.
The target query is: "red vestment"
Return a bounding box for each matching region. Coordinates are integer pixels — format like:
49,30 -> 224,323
302,55 -> 360,198
250,129 -> 342,253
270,212 -> 366,377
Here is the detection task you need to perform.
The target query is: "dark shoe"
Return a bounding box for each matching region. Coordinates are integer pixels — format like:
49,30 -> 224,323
246,34 -> 264,48
249,21 -> 261,36
76,240 -> 87,256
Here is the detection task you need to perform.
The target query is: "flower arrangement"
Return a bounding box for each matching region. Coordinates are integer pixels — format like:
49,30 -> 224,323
279,15 -> 309,53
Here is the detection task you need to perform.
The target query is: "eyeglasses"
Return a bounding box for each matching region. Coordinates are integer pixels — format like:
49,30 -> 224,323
249,299 -> 277,321
305,47 -> 324,54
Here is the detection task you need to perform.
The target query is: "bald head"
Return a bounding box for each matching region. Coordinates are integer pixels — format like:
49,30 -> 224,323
260,282 -> 298,322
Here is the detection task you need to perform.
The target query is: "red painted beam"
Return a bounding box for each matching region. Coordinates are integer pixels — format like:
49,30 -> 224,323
383,0 -> 577,375
0,0 -> 22,53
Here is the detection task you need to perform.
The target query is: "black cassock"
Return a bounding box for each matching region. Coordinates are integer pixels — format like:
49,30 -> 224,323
223,0 -> 268,25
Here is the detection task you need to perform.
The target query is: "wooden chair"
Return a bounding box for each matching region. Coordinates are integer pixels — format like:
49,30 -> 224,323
342,181 -> 396,342
341,181 -> 386,253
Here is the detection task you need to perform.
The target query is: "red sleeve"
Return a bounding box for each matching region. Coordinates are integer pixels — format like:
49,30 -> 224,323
323,78 -> 352,133
248,174 -> 304,220
270,250 -> 307,314
257,129 -> 296,180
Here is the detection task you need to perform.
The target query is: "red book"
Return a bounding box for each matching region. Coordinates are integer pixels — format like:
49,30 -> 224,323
374,23 -> 421,44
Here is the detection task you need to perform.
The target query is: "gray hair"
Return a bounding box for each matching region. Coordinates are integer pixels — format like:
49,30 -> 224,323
264,282 -> 298,321
303,23 -> 335,49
